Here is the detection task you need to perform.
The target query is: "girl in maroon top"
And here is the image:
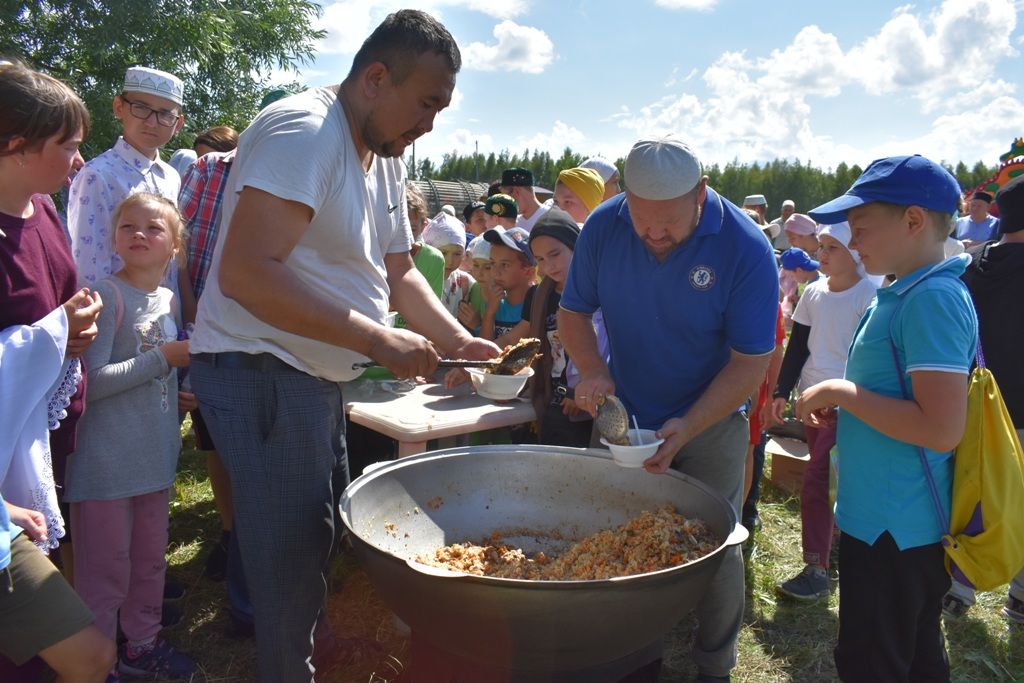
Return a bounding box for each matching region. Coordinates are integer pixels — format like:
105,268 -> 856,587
1,61 -> 114,680
0,65 -> 96,482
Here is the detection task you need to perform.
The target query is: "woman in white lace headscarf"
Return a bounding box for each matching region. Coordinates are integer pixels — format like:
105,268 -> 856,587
0,288 -> 113,683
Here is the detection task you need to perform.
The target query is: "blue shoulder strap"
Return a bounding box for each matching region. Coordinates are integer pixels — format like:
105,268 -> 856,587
887,285 -> 982,537
887,312 -> 951,534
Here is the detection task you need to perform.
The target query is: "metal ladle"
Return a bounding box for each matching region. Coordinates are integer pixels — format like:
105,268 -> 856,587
594,395 -> 631,446
554,388 -> 631,446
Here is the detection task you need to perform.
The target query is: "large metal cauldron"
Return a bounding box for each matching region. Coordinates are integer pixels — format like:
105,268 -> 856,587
339,445 -> 747,674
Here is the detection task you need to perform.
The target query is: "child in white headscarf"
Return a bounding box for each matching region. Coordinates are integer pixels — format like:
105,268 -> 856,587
423,211 -> 475,321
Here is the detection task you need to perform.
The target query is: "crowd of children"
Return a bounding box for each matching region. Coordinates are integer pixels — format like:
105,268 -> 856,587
2,50 -> 1023,683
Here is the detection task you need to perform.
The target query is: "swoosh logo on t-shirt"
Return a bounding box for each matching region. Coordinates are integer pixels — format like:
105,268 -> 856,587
388,204 -> 398,214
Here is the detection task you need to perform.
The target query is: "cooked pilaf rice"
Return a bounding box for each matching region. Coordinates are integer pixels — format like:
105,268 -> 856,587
417,505 -> 719,580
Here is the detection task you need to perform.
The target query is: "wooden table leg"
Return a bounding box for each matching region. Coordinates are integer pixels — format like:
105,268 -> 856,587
398,440 -> 428,458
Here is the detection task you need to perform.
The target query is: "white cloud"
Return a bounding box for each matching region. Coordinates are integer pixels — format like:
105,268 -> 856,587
846,0 -> 1018,107
463,21 -> 555,74
447,86 -> 464,111
655,0 -> 718,10
756,26 -> 847,98
315,0 -> 530,55
433,86 -> 464,128
456,0 -> 529,18
260,65 -> 328,86
880,95 -> 1024,166
613,0 -> 1022,167
664,66 -> 699,88
517,120 -> 586,154
316,1 -> 387,55
445,128 -> 495,155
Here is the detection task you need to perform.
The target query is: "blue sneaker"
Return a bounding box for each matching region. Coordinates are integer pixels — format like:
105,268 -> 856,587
777,565 -> 829,601
119,638 -> 197,679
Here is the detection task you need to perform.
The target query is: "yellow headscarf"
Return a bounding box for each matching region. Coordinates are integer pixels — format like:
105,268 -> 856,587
557,167 -> 605,212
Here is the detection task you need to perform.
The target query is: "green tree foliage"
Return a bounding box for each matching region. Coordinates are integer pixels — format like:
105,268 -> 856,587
420,146 -> 615,187
420,148 -> 998,215
2,0 -> 323,158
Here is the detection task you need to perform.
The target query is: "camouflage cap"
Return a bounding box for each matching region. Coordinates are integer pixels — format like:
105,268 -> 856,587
485,193 -> 519,219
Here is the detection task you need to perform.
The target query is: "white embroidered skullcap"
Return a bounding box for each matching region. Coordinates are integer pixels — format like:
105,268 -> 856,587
624,137 -> 702,200
123,66 -> 184,106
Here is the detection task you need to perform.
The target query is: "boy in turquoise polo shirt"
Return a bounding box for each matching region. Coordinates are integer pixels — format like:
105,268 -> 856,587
797,155 -> 976,682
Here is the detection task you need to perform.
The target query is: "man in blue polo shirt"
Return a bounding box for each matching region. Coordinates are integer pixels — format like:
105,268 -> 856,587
560,137 -> 779,683
954,190 -> 1000,248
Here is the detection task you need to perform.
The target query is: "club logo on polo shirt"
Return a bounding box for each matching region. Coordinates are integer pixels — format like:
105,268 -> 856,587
689,265 -> 715,290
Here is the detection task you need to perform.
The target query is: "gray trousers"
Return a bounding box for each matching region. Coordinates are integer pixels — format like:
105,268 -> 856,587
191,355 -> 349,683
669,411 -> 748,677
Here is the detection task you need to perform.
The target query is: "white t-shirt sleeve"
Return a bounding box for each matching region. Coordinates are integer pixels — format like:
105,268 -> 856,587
233,106 -> 344,217
790,281 -> 820,328
854,278 -> 878,318
387,165 -> 413,254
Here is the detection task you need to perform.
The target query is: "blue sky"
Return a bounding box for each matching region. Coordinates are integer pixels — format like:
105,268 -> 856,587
277,0 -> 1024,170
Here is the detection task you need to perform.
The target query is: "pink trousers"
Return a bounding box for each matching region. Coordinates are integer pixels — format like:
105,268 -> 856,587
71,489 -> 169,643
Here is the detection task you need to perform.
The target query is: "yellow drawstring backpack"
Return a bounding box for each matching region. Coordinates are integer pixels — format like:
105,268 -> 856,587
891,318 -> 1024,591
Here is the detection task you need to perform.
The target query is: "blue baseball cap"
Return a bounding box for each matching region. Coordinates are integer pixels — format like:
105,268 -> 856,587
483,226 -> 535,264
808,155 -> 962,225
780,248 -> 819,271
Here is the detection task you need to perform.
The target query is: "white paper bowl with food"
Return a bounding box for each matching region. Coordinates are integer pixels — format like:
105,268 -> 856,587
601,429 -> 664,468
467,366 -> 534,401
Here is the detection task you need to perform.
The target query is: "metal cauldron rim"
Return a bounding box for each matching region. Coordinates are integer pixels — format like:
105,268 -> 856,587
339,444 -> 747,589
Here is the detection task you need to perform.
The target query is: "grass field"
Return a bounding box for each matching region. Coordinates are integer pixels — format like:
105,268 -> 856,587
164,425 -> 1024,682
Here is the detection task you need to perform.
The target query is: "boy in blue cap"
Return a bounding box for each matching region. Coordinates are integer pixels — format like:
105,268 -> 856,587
796,155 -> 976,682
779,247 -> 820,326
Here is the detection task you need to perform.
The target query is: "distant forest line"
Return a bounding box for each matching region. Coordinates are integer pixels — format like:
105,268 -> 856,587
411,148 -> 999,214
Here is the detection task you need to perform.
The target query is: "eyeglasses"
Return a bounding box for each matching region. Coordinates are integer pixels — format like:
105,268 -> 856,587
120,96 -> 181,127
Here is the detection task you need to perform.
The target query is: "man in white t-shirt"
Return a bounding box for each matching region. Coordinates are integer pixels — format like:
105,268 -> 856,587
189,10 -> 498,679
768,199 -> 796,250
501,167 -> 550,232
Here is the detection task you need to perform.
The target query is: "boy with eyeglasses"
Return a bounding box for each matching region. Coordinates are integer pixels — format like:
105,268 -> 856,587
69,66 -> 187,287
65,65 -> 191,635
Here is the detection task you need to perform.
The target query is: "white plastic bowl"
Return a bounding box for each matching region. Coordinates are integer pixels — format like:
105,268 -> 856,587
385,312 -> 399,328
467,366 -> 534,401
600,429 -> 665,468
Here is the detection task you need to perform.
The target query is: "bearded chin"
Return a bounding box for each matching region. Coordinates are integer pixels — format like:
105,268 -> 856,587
376,139 -> 404,159
361,121 -> 402,158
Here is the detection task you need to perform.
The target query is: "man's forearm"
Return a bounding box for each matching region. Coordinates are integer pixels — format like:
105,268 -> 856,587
221,253 -> 385,357
558,308 -> 608,378
675,350 -> 771,441
389,261 -> 474,356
